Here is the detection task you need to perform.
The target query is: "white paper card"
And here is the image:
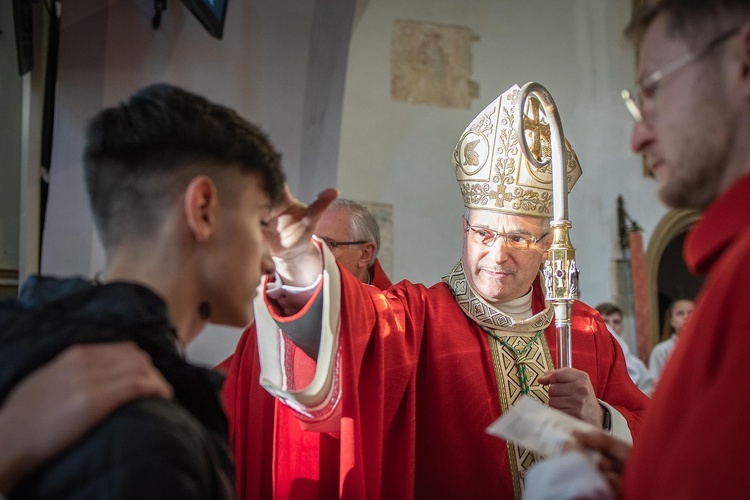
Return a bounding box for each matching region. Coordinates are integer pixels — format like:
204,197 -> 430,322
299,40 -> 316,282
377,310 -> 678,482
486,395 -> 599,458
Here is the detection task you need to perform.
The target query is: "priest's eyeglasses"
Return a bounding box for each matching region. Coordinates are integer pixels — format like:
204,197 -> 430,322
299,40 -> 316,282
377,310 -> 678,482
621,27 -> 739,122
465,222 -> 547,251
322,239 -> 369,249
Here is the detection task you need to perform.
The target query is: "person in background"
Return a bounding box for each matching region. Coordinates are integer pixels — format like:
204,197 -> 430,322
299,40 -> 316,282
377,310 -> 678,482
313,198 -> 391,289
0,83 -> 285,499
0,343 -> 172,496
596,302 -> 625,336
596,302 -> 654,395
648,298 -> 694,383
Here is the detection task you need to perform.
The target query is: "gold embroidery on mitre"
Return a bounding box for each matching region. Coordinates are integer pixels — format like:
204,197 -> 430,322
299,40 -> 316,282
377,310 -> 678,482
451,84 -> 582,218
442,261 -> 555,499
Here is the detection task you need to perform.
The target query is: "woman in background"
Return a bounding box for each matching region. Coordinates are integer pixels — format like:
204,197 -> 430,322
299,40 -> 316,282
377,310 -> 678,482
649,298 -> 695,384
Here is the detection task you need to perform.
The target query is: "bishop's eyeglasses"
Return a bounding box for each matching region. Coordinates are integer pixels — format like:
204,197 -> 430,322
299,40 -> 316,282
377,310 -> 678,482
621,27 -> 739,122
465,221 -> 547,251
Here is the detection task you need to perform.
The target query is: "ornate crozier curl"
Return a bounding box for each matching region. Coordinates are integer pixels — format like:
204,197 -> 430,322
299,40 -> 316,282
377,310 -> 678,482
451,84 -> 582,218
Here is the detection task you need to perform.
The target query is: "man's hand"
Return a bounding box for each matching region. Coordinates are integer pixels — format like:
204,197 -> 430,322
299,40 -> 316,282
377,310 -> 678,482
538,368 -> 603,427
0,342 -> 172,494
572,429 -> 631,494
265,186 -> 338,287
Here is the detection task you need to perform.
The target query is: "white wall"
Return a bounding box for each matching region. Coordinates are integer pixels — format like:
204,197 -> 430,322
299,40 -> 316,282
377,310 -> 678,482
337,0 -> 667,311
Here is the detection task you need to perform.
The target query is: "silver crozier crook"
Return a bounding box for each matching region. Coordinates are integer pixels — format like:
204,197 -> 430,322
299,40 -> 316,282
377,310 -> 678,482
514,82 -> 579,368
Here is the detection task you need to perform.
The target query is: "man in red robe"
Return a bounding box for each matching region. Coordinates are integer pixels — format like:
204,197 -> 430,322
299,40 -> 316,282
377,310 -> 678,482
531,2 -> 750,498
225,85 -> 649,499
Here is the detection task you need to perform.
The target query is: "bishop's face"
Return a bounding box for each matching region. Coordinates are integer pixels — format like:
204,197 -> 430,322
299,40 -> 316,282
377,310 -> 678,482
461,209 -> 549,307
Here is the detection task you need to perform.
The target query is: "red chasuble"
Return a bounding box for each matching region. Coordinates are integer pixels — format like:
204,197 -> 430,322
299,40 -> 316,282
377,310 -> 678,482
623,173 -> 750,499
224,259 -> 648,499
368,259 -> 392,290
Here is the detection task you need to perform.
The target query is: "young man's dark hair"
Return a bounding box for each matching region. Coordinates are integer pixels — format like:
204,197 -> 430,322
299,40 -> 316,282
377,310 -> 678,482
0,83 -> 285,499
84,83 -> 285,251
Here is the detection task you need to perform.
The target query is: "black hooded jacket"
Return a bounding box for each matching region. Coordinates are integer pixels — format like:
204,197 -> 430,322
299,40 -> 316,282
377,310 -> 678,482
0,276 -> 235,499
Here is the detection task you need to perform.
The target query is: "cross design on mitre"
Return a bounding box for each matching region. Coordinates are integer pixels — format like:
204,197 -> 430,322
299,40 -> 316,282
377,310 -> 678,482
522,97 -> 551,162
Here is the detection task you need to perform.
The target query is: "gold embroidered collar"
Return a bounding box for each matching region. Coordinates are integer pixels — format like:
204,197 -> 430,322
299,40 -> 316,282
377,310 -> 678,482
442,261 -> 554,335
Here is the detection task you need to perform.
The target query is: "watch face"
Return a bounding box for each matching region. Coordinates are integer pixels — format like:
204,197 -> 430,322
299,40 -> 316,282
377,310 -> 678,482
602,407 -> 612,430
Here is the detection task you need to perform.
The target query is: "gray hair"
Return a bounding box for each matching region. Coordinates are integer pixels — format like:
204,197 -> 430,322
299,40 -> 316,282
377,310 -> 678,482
330,198 -> 381,263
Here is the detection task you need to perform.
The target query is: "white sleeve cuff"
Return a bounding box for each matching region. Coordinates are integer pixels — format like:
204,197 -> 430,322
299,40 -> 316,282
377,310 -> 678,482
266,271 -> 322,296
255,242 -> 342,425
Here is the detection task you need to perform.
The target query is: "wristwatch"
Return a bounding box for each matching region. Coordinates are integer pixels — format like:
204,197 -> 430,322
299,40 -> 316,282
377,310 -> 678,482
601,405 -> 612,431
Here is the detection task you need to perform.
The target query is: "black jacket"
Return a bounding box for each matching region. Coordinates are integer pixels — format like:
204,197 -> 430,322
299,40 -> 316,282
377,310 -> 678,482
0,276 -> 235,499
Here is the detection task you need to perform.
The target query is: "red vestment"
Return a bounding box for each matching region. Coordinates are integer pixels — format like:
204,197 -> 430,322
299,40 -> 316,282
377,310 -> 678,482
224,258 -> 648,499
623,173 -> 750,498
368,258 -> 392,290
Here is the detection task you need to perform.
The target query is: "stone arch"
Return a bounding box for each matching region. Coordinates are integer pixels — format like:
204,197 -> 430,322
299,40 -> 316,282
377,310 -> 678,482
645,209 -> 703,345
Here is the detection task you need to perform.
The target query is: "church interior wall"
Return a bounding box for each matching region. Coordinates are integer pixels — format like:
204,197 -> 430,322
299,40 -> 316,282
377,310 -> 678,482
1,0 -> 669,365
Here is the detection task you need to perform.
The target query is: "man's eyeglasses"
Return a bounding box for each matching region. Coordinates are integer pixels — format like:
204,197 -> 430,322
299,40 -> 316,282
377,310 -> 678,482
322,239 -> 369,249
621,27 -> 739,122
465,222 -> 547,251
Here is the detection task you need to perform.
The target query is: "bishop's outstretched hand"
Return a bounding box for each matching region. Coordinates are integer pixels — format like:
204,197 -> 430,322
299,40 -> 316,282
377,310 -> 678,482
264,185 -> 338,288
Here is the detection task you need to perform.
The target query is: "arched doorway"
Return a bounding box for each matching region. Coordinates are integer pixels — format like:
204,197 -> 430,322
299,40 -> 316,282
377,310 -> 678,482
645,210 -> 704,348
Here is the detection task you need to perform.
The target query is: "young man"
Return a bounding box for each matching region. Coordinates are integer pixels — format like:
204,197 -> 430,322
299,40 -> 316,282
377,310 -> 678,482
531,1 -> 750,498
596,302 -> 625,336
228,84 -> 649,499
0,83 -> 285,498
595,302 -> 654,395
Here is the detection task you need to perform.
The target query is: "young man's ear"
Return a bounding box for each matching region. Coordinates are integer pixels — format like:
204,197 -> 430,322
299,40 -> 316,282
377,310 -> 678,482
184,176 -> 219,242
